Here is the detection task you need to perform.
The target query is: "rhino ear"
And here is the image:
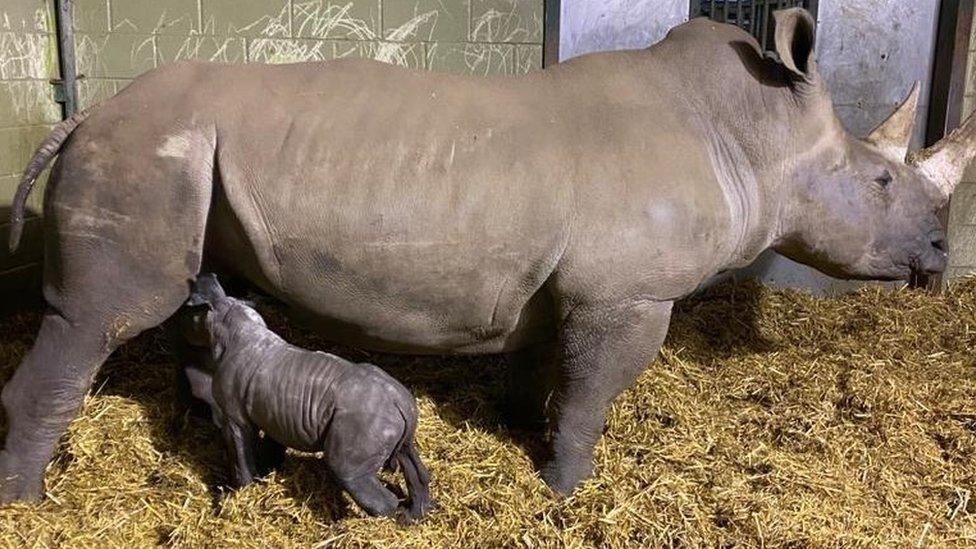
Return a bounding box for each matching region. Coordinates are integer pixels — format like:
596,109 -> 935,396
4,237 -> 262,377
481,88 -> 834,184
866,82 -> 920,162
774,8 -> 817,79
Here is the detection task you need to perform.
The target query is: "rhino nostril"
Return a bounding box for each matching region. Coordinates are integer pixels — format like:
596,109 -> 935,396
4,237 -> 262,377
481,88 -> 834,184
932,238 -> 947,253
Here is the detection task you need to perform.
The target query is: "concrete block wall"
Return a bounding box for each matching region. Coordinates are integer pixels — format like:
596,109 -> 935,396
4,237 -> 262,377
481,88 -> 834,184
947,11 -> 976,283
70,0 -> 544,111
0,0 -> 61,292
0,0 -> 543,294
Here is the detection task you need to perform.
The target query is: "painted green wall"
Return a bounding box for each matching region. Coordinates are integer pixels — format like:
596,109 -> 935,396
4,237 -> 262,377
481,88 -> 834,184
0,0 -> 543,293
0,0 -> 60,291
70,0 -> 543,109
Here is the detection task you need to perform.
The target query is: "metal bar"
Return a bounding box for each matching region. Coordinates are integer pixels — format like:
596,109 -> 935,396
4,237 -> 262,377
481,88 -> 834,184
807,0 -> 819,20
760,1 -> 770,49
53,0 -> 78,118
543,0 -> 560,67
692,0 -> 817,49
750,0 -> 757,34
914,0 -> 974,290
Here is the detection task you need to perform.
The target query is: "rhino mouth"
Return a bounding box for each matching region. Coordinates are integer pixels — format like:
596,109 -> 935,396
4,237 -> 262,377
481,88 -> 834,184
909,249 -> 948,279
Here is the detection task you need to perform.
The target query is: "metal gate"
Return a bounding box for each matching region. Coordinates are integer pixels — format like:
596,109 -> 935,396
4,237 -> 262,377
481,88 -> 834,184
690,0 -> 817,50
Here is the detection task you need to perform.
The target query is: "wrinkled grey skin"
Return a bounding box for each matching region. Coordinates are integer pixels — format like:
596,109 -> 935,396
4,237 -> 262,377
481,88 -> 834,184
0,9 -> 965,502
181,274 -> 432,520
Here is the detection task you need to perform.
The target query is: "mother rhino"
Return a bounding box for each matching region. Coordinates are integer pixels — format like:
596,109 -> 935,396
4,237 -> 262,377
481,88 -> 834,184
1,9 -> 971,501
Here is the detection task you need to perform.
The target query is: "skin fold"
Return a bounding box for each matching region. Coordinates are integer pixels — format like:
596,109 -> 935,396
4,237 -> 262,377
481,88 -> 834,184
181,275 -> 432,521
1,9 -> 970,501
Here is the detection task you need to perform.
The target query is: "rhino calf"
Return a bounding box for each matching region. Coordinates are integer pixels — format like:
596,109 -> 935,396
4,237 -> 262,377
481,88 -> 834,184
182,275 -> 432,521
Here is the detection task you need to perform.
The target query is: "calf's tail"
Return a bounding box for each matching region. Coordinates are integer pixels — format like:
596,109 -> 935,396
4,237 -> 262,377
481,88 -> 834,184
9,109 -> 92,252
396,439 -> 432,520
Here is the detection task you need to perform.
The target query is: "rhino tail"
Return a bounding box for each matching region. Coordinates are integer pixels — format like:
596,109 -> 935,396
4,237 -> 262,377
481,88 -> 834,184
8,108 -> 92,253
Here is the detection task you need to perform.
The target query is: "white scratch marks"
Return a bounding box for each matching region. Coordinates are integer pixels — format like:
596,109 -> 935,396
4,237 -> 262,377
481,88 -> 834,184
157,132 -> 194,159
471,3 -> 541,43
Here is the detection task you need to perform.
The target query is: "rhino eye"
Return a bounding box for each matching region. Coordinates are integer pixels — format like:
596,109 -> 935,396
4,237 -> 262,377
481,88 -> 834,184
874,170 -> 893,189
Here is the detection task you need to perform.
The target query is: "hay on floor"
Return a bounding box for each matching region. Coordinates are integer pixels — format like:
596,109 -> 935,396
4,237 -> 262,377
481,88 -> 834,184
0,279 -> 975,546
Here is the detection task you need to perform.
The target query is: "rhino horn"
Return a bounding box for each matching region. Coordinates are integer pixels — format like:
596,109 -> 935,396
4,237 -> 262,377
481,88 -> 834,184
909,108 -> 976,199
866,82 -> 920,162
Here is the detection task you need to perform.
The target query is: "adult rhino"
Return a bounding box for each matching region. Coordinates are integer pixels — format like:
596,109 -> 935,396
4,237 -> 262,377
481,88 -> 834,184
1,8 -> 970,501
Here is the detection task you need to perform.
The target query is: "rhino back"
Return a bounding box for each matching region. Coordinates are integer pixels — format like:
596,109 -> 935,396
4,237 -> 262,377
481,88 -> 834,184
239,346 -> 345,451
53,21 -> 791,354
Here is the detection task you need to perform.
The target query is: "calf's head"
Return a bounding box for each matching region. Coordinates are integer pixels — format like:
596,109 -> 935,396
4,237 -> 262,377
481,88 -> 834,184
182,274 -> 267,356
769,9 -> 976,281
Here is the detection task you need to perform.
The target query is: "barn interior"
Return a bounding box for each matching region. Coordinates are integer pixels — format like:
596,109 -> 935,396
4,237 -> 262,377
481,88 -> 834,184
1,0 -> 975,545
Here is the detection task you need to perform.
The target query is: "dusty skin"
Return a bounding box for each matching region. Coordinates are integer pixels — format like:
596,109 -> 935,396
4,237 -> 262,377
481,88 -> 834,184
2,9 -> 974,500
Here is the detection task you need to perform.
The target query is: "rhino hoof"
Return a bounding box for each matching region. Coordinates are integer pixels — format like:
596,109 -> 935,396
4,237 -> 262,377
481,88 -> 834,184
0,451 -> 44,504
540,458 -> 592,497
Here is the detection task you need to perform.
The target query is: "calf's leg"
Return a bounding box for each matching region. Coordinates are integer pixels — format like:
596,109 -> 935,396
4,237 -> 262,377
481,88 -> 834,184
222,420 -> 259,487
542,300 -> 673,494
338,474 -> 399,518
323,405 -> 404,518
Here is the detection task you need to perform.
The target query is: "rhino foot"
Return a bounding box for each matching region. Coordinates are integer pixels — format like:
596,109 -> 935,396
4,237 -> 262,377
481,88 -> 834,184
0,451 -> 44,504
540,454 -> 593,496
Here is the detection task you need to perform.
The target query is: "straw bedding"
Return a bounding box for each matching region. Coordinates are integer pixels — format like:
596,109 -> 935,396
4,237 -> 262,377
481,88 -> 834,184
0,279 -> 974,547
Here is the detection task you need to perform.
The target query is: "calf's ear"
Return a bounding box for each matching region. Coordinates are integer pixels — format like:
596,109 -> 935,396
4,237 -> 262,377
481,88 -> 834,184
774,8 -> 817,80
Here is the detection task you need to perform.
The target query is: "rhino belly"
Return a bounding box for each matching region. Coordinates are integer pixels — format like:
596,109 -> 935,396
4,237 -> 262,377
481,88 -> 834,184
275,236 -> 559,354
206,197 -> 561,355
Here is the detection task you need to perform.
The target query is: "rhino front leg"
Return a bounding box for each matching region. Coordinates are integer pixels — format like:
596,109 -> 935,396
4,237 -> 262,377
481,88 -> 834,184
222,420 -> 259,487
542,299 -> 672,494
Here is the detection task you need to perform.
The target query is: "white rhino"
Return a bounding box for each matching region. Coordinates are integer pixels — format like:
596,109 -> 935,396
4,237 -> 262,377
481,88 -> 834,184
1,10 -> 970,500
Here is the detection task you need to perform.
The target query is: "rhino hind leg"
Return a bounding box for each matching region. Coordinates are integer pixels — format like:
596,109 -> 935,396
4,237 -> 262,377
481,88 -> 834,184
337,473 -> 399,518
542,300 -> 673,495
0,312 -> 115,501
0,162 -> 212,502
0,290 -> 192,502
